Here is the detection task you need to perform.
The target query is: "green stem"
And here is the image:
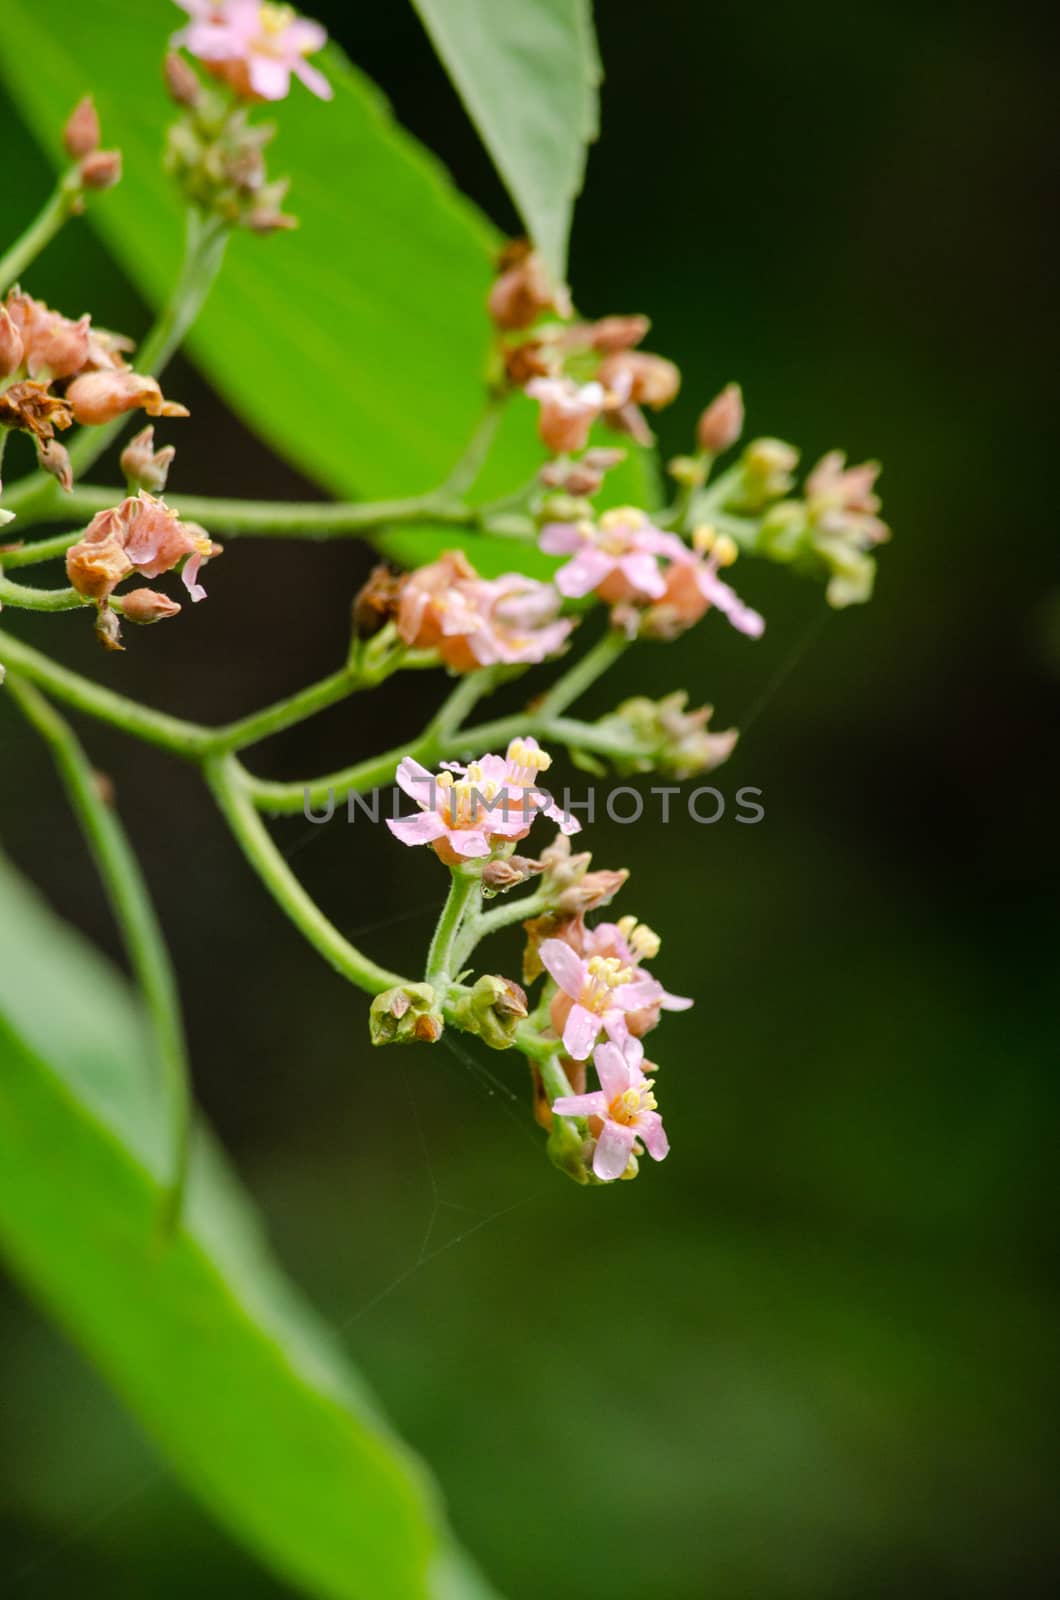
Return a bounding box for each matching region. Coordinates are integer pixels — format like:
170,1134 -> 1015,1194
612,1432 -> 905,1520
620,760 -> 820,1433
0,575 -> 86,612
0,175 -> 80,295
205,753 -> 405,996
0,527 -> 89,571
245,713 -> 645,815
2,211 -> 229,523
535,626 -> 629,717
211,665 -> 364,755
5,675 -> 194,1232
451,885 -> 552,973
0,628 -> 213,756
426,869 -> 481,988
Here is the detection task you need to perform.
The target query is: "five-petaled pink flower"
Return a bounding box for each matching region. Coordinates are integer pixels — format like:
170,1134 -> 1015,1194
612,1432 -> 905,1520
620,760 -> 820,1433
579,916 -> 693,1037
647,535 -> 765,640
538,937 -> 665,1061
539,507 -> 676,604
552,1038 -> 669,1181
172,1 -> 333,102
388,739 -> 578,865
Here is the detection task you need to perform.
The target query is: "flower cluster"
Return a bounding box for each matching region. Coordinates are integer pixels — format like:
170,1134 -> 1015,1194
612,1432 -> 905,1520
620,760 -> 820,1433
0,290 -> 186,489
488,245 -> 680,453
65,491 -> 219,649
540,507 -> 765,640
386,733 -> 691,1184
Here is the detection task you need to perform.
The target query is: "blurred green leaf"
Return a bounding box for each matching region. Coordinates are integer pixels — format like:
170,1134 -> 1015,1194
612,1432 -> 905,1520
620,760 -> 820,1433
0,854 -> 499,1600
0,0 -> 638,577
409,0 -> 600,283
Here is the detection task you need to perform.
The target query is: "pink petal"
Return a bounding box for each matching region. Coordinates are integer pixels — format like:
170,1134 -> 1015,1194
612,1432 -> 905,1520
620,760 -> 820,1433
615,979 -> 664,1011
554,548 -> 614,598
539,522 -> 585,556
538,939 -> 586,998
182,554 -> 207,603
660,989 -> 694,1012
247,53 -> 292,100
602,1022 -> 643,1068
395,758 -> 436,805
447,829 -> 492,858
387,811 -> 446,846
593,1041 -> 632,1102
293,56 -> 333,100
543,798 -> 581,835
619,551 -> 667,599
562,1003 -> 601,1062
593,1121 -> 635,1182
552,1090 -> 607,1119
637,1109 -> 669,1162
288,18 -> 328,51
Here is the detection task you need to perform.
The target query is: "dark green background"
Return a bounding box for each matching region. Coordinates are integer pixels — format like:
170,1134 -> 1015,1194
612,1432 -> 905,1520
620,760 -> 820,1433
1,1 -> 1056,1596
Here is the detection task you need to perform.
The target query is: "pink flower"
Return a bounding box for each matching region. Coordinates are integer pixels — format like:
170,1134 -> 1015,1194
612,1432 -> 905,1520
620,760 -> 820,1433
525,376 -> 606,454
388,739 -> 578,865
805,450 -> 889,546
397,551 -> 572,671
538,937 -> 664,1061
539,507 -> 676,604
647,535 -> 765,640
552,1038 -> 669,1181
172,0 -> 333,102
580,916 -> 693,1038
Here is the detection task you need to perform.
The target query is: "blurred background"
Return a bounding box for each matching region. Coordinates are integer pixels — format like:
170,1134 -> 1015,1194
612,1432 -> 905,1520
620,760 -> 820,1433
1,0 -> 1057,1596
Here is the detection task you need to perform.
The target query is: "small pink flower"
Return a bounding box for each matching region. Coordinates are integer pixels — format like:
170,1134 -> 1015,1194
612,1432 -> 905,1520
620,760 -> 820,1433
649,536 -> 765,639
539,937 -> 664,1061
388,739 -> 578,865
581,916 -> 693,1038
172,0 -> 333,102
539,507 -> 675,604
525,376 -> 606,454
552,1038 -> 669,1181
397,552 -> 572,671
4,292 -> 90,380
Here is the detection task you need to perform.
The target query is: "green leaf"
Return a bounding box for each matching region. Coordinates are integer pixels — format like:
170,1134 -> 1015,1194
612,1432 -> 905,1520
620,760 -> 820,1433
0,853 -> 499,1600
409,0 -> 601,284
0,0 -> 634,578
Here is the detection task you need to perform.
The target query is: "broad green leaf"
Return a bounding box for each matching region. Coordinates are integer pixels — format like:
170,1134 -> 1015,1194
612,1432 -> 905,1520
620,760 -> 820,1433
0,853 -> 499,1600
0,0 -> 636,578
409,0 -> 600,284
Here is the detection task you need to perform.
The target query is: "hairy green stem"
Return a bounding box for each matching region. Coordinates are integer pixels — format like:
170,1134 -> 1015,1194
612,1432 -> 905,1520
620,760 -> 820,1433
426,869 -> 481,988
205,753 -> 405,996
5,674 -> 194,1231
0,575 -> 86,612
452,885 -> 552,973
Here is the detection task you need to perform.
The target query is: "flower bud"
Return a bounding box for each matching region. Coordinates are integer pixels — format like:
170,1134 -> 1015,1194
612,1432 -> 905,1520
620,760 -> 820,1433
583,314 -> 651,354
120,426 -> 176,492
34,437 -> 73,493
0,307 -> 25,378
120,587 -> 182,625
79,150 -> 122,191
556,868 -> 629,916
599,351 -> 681,410
696,383 -> 744,454
352,563 -> 405,639
733,438 -> 799,511
449,975 -> 528,1050
482,856 -> 539,894
94,604 -> 124,652
369,983 -> 444,1046
164,51 -> 202,107
63,97 -> 100,159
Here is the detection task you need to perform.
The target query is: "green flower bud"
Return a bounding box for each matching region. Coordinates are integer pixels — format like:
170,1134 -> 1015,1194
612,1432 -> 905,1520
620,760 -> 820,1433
369,983 -> 443,1046
449,975 -> 528,1050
